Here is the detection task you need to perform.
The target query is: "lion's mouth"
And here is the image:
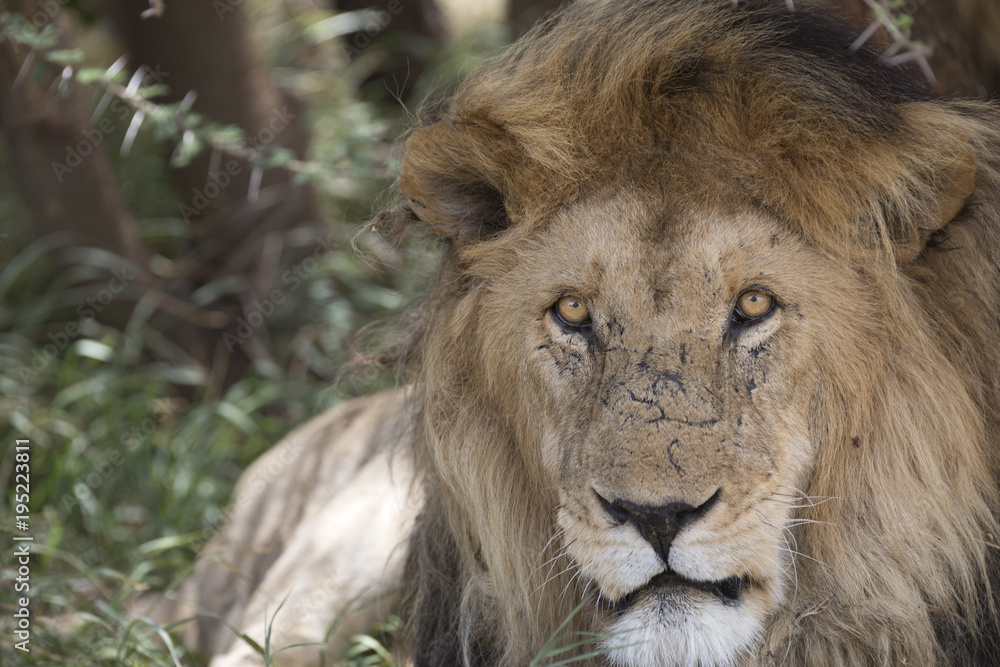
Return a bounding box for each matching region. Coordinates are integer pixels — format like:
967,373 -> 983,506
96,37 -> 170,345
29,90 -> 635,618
608,570 -> 747,613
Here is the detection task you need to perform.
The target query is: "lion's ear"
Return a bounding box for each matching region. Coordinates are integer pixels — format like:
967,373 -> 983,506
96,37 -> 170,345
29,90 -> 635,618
890,109 -> 978,265
400,122 -> 517,248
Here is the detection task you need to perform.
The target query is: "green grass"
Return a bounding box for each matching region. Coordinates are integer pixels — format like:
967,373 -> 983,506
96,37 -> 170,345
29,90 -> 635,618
0,22 -> 421,658
0,7 -> 620,666
0,228 -> 419,666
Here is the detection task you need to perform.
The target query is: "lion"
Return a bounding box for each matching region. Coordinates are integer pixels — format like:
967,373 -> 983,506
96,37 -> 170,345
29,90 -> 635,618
159,1 -> 1000,665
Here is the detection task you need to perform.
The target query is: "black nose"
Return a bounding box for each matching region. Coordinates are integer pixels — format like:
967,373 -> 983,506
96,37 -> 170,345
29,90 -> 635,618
594,489 -> 721,566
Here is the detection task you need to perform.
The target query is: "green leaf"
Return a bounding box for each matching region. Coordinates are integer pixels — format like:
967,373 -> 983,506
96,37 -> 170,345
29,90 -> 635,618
76,67 -> 107,84
46,49 -> 84,65
137,532 -> 203,557
0,14 -> 59,49
345,633 -> 394,662
259,147 -> 296,169
137,83 -> 170,99
894,14 -> 914,35
239,632 -> 267,656
74,339 -> 115,362
216,401 -> 262,437
170,131 -> 205,168
206,124 -> 246,145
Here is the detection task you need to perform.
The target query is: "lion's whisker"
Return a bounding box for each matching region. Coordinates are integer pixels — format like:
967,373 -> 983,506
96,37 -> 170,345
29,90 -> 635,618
535,559 -> 578,596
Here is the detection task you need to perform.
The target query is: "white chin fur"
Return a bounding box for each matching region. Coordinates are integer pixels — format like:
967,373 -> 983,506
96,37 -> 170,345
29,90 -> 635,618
602,593 -> 761,667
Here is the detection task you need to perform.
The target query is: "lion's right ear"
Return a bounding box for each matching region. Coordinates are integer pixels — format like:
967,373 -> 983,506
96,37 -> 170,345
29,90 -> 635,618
888,106 -> 979,265
400,122 -> 518,248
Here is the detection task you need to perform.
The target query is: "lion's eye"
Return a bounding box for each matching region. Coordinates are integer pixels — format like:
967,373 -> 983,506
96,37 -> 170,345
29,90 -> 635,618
554,295 -> 591,328
733,290 -> 774,323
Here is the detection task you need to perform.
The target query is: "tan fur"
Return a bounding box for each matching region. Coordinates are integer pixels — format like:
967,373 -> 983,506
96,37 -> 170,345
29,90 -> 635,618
149,390 -> 419,666
175,1 -> 1000,665
395,1 -> 1000,665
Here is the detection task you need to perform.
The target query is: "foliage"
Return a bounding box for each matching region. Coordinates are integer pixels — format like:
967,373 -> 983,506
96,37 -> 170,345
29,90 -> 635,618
0,3 -> 440,665
0,1 -> 583,664
0,199 -> 424,666
1,11 -> 343,192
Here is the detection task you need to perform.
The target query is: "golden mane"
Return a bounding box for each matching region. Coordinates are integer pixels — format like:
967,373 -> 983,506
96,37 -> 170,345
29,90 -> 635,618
390,1 -> 1000,665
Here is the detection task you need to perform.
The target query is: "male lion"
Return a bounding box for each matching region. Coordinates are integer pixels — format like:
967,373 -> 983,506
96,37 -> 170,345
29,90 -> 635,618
166,1 -> 1000,665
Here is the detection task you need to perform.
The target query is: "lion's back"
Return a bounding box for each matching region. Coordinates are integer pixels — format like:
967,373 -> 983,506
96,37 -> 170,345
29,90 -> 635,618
144,389 -> 419,665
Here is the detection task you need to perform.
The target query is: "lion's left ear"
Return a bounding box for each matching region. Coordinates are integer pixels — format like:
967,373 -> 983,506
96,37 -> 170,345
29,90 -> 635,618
399,121 -> 519,249
890,106 -> 978,265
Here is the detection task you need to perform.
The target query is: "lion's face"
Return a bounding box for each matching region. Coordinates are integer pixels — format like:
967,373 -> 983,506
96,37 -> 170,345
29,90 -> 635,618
477,189 -> 873,665
396,4 -> 998,664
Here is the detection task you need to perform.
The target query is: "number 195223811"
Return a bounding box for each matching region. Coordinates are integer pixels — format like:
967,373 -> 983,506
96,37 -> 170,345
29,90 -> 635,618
14,440 -> 30,525
13,438 -> 32,654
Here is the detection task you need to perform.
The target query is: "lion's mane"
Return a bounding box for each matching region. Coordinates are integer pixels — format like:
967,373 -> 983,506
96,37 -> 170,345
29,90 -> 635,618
386,1 -> 1000,665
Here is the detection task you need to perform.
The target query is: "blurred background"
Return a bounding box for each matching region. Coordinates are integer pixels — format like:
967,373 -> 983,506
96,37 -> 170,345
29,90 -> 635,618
0,0 -> 997,664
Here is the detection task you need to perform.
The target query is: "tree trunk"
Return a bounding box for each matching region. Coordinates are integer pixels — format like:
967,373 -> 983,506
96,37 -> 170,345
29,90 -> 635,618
959,0 -> 1000,97
0,0 -> 256,389
99,0 -> 338,388
0,0 -> 148,269
103,0 -> 321,279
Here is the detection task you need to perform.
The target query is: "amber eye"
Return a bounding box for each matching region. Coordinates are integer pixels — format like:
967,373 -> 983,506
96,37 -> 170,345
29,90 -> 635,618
554,295 -> 591,327
734,290 -> 774,323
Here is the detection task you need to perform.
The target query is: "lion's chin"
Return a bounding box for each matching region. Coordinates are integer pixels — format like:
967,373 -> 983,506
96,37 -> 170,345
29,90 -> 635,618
599,572 -> 762,667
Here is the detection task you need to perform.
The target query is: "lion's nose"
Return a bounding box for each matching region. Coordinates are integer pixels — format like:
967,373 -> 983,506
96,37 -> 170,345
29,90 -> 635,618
594,489 -> 721,566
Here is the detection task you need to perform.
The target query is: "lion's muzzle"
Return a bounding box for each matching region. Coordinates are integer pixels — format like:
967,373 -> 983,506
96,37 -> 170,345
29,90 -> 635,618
593,487 -> 721,568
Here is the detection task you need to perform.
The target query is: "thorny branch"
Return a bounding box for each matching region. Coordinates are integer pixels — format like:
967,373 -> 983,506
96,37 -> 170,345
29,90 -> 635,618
852,0 -> 935,84
0,13 -> 350,203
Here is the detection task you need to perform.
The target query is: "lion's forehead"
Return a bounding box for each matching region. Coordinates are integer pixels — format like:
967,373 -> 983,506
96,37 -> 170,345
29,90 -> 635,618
498,196 -> 830,497
513,197 -> 822,322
